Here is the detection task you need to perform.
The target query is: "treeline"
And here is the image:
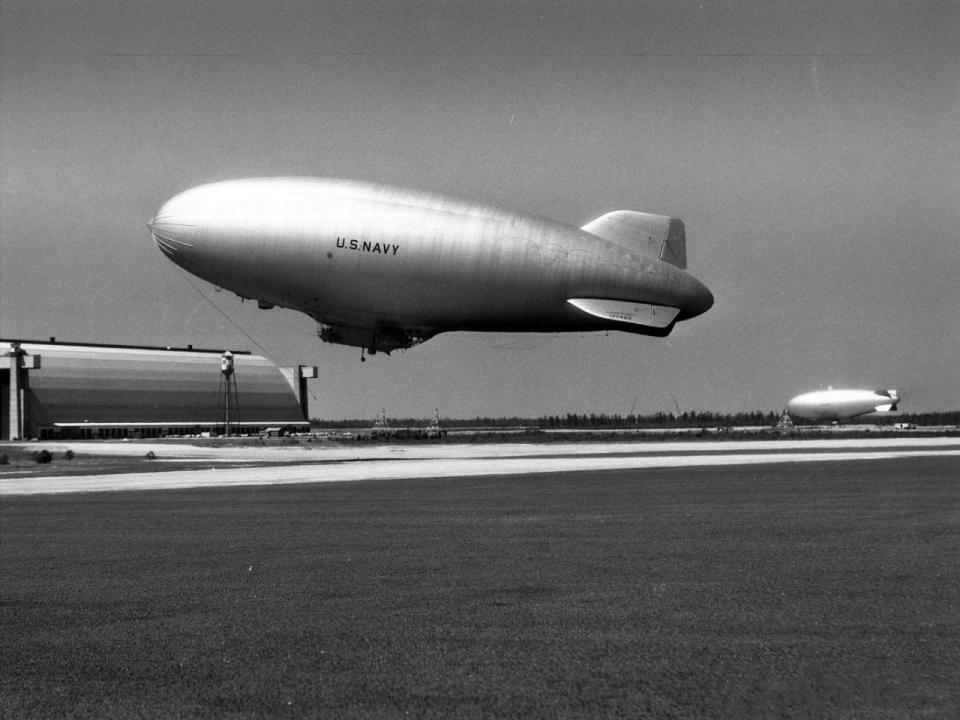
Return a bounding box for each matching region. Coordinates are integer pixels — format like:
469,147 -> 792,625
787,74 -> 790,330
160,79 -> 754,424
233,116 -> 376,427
527,411 -> 782,429
857,411 -> 960,426
312,410 -> 960,430
313,411 -> 781,429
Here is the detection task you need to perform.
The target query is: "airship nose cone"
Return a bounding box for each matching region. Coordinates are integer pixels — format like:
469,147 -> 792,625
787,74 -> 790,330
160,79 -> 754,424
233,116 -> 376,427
148,197 -> 195,261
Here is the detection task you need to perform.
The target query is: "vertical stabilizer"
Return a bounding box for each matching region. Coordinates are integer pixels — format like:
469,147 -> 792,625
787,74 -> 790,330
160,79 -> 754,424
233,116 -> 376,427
661,218 -> 686,269
581,211 -> 687,268
885,389 -> 899,411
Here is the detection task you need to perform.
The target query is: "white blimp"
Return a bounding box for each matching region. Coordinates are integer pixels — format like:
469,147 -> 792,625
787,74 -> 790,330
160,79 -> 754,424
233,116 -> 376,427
786,388 -> 900,421
149,177 -> 713,358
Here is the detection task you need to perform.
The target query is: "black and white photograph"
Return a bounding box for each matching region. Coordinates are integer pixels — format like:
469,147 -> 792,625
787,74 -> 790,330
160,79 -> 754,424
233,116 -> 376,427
2,1 -> 958,717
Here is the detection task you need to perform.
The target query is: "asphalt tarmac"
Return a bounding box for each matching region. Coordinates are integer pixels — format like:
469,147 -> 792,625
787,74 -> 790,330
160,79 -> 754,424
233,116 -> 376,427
2,436 -> 958,495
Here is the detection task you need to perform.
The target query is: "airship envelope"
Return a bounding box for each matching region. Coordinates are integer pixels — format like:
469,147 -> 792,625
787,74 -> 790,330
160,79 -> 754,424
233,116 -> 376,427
150,178 -> 713,355
786,388 -> 901,421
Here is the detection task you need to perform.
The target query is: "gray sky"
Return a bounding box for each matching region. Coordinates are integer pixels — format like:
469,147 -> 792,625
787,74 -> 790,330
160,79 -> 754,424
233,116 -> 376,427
2,1 -> 958,419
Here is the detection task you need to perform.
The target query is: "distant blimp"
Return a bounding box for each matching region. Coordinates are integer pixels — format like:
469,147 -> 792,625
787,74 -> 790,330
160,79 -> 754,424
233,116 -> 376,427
149,178 -> 713,357
786,388 -> 901,421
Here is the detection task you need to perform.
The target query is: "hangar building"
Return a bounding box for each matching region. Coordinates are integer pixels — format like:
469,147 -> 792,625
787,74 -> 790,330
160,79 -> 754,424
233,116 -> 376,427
2,339 -> 315,440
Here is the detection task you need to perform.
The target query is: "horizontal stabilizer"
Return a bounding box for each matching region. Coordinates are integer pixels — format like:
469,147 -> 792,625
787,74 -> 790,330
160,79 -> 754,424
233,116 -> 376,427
581,211 -> 687,269
567,298 -> 681,329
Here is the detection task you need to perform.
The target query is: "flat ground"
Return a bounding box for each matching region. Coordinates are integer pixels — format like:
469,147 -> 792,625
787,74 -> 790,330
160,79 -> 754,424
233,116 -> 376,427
2,457 -> 958,718
3,436 -> 958,494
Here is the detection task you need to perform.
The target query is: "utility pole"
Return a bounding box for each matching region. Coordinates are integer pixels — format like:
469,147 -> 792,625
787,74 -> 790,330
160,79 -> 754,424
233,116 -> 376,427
5,342 -> 40,440
221,351 -> 235,436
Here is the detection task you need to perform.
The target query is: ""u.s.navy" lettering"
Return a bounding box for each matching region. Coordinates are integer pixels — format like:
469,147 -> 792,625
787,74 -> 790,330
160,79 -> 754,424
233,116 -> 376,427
335,237 -> 399,255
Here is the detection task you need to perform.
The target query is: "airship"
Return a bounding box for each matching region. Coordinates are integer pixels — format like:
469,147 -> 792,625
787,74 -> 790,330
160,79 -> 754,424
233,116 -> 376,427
149,178 -> 713,357
786,388 -> 900,421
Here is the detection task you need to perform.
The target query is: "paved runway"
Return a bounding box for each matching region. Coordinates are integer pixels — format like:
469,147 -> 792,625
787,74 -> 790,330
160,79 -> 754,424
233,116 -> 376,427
3,437 -> 958,495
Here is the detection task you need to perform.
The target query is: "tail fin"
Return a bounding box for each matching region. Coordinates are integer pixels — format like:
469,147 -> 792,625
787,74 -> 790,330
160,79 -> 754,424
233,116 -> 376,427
581,211 -> 687,269
886,389 -> 899,411
875,389 -> 900,412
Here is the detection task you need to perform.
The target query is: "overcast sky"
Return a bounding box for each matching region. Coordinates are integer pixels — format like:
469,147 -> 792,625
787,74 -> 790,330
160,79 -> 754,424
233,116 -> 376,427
2,1 -> 958,419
